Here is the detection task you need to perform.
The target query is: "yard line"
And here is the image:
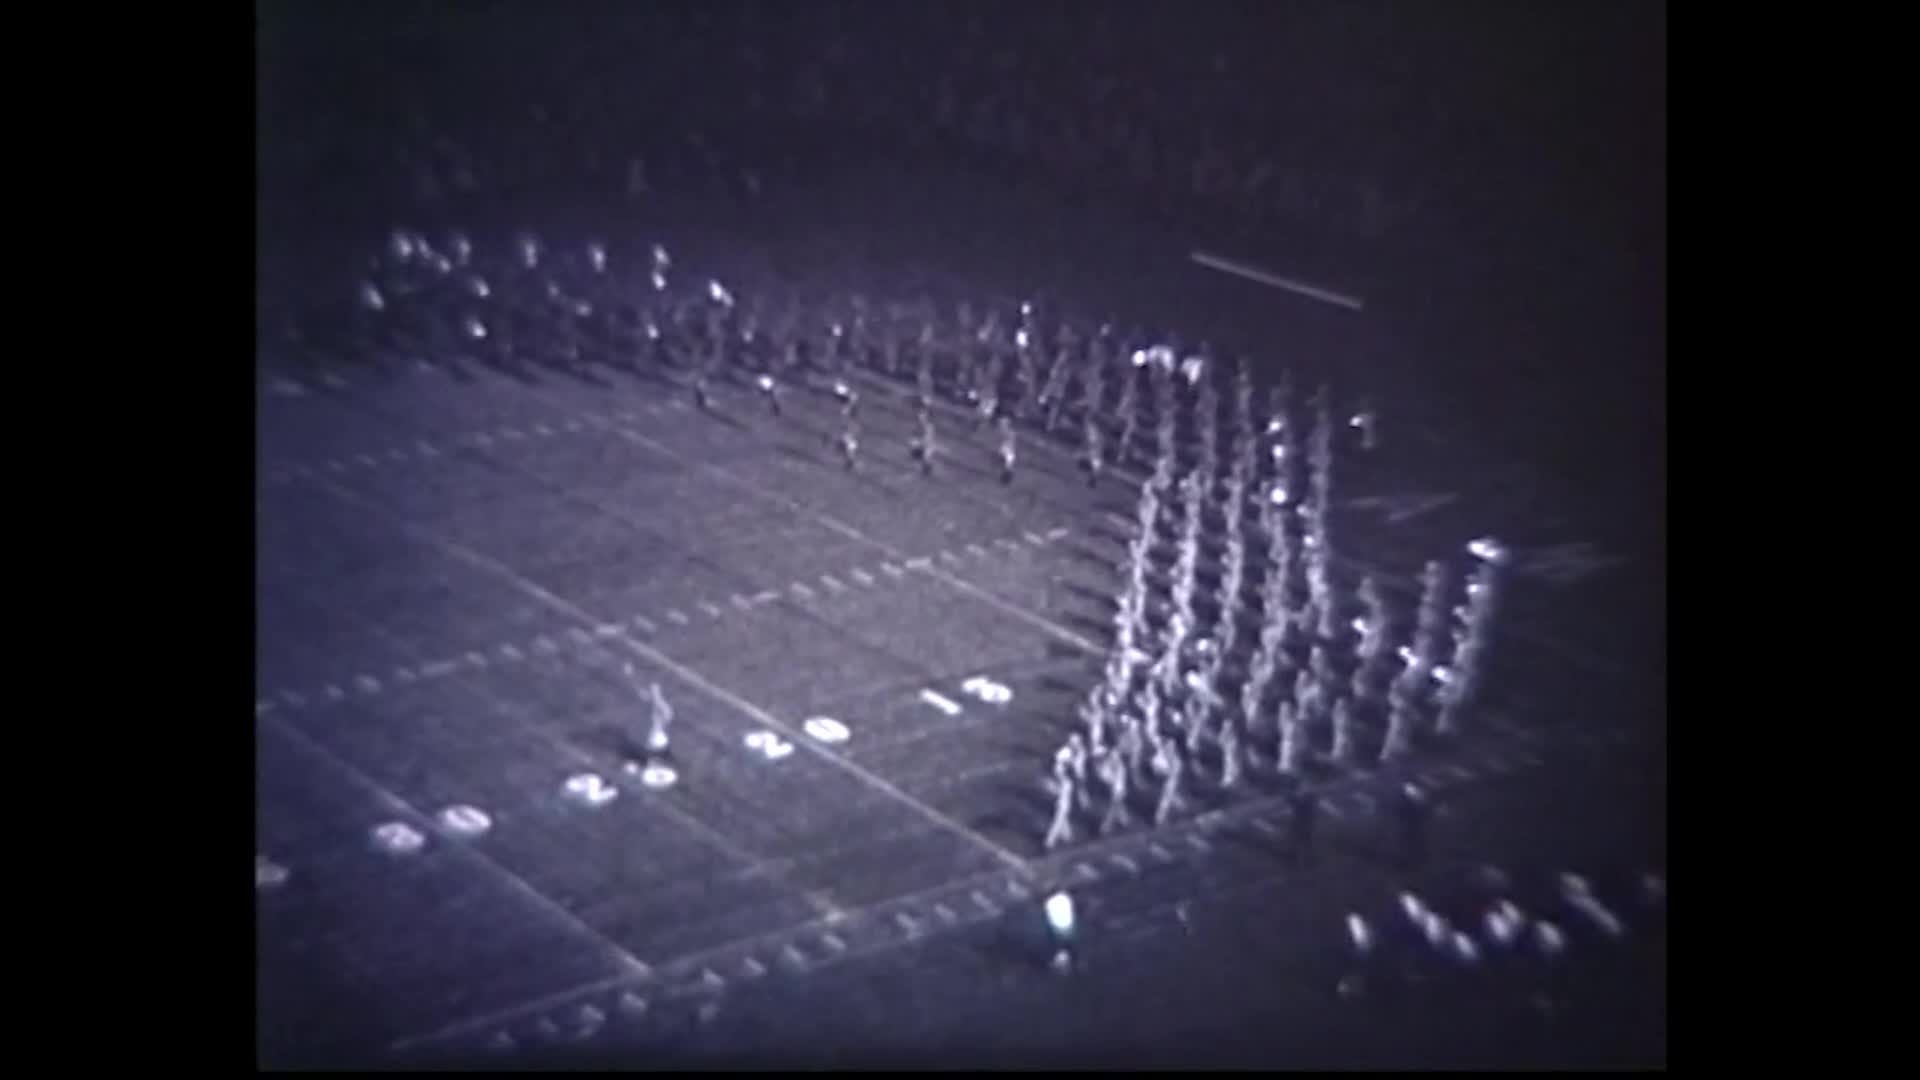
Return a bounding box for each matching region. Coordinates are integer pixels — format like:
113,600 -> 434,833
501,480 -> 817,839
918,689 -> 963,716
698,601 -> 724,619
849,568 -> 877,586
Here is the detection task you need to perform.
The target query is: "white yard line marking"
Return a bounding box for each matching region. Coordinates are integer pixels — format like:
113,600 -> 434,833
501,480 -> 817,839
1022,530 -> 1047,546
880,562 -> 905,578
905,556 -> 933,571
666,609 -> 690,625
498,644 -> 524,661
595,624 -> 623,638
820,574 -> 846,591
849,568 -> 876,586
698,601 -> 724,619
751,590 -> 780,605
1045,526 -> 1069,541
918,689 -> 964,716
632,615 -> 657,633
729,593 -> 752,610
789,582 -> 815,600
966,543 -> 989,558
1190,251 -> 1366,311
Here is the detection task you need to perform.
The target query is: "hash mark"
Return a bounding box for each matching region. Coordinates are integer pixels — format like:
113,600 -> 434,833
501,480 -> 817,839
698,602 -> 723,618
790,582 -> 815,599
880,562 -> 905,578
751,590 -> 779,605
1023,530 -> 1047,546
666,610 -> 690,625
849,568 -> 876,586
821,574 -> 846,591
